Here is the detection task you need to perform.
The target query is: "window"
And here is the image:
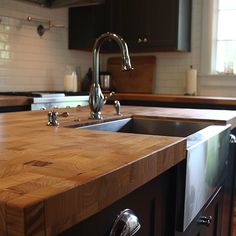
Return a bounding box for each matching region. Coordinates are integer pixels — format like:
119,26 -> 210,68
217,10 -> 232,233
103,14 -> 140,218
201,0 -> 236,75
215,0 -> 236,74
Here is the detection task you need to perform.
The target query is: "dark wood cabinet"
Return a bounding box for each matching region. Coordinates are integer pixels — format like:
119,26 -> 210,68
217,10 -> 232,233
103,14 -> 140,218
110,0 -> 191,52
59,161 -> 227,236
109,0 -> 146,50
175,187 -> 224,236
68,0 -> 192,52
69,4 -> 108,50
59,166 -> 177,236
0,106 -> 31,112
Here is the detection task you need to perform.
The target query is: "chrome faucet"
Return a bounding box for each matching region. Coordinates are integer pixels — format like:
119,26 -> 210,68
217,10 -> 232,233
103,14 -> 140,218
89,32 -> 133,119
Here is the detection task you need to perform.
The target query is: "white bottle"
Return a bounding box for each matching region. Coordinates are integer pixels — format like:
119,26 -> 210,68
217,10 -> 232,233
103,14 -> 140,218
64,65 -> 77,92
186,65 -> 197,96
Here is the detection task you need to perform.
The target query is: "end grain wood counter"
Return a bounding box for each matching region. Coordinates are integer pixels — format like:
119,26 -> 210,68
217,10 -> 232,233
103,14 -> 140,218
1,105 -> 236,235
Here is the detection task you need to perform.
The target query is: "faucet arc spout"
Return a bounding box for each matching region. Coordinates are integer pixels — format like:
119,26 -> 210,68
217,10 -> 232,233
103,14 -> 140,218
89,32 -> 133,120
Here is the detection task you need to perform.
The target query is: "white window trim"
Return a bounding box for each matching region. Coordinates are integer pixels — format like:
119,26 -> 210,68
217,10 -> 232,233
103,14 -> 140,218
200,0 -> 236,79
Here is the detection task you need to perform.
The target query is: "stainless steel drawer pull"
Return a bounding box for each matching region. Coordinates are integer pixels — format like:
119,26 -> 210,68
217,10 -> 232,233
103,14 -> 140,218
230,134 -> 236,143
109,209 -> 141,236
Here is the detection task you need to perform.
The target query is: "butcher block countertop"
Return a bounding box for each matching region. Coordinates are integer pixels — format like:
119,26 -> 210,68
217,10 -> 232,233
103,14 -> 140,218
0,96 -> 32,107
1,105 -> 236,235
2,94 -> 236,108
109,93 -> 236,106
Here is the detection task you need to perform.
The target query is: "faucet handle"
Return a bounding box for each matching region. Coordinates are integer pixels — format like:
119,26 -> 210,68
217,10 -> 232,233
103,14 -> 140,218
47,111 -> 69,126
106,91 -> 115,100
109,91 -> 115,96
114,100 -> 121,116
47,111 -> 59,126
104,91 -> 115,104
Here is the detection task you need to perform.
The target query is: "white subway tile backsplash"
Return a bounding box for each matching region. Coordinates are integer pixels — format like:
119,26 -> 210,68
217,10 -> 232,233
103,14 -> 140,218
0,0 -> 91,92
1,0 -> 234,96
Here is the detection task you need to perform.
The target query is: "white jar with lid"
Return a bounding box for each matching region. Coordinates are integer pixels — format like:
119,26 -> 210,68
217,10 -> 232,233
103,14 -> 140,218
64,65 -> 78,92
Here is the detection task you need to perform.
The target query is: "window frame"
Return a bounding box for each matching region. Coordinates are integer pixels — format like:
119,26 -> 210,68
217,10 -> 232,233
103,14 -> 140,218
200,0 -> 236,79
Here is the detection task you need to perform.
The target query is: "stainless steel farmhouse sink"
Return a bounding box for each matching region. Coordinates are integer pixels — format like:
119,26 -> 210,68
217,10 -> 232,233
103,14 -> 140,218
79,117 -> 210,138
80,117 -> 231,231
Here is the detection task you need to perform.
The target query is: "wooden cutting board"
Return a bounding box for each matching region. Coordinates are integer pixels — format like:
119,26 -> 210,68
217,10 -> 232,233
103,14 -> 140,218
107,56 -> 156,93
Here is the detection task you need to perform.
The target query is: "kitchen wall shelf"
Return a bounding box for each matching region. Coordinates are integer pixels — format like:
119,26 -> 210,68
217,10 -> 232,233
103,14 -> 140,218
0,14 -> 65,36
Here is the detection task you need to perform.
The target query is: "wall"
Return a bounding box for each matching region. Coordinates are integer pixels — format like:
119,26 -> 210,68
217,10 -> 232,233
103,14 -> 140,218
153,0 -> 202,95
0,0 -> 92,92
1,0 -> 236,96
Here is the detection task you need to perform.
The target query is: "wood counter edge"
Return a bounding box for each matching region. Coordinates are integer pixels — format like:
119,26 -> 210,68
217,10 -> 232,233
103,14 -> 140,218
5,137 -> 186,236
108,93 -> 236,106
0,96 -> 32,107
45,137 -> 186,235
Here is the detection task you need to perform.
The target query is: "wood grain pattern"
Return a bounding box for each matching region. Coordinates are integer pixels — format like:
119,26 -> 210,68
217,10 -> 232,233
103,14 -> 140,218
0,105 -> 235,235
0,96 -> 32,107
109,92 -> 236,106
107,56 -> 156,93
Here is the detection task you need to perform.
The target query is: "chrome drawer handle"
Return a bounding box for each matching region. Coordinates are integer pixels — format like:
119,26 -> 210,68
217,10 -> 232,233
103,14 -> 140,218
197,216 -> 212,226
109,209 -> 141,236
230,134 -> 236,143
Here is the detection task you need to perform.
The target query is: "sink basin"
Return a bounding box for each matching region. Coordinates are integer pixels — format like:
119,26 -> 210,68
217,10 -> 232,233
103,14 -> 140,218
80,117 -> 210,138
80,116 -> 231,231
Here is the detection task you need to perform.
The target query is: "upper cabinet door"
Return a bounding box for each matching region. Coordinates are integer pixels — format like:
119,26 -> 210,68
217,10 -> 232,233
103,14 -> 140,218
145,0 -> 192,51
68,0 -> 192,52
145,0 -> 179,50
109,0 -> 147,49
69,4 -> 108,50
110,0 -> 192,52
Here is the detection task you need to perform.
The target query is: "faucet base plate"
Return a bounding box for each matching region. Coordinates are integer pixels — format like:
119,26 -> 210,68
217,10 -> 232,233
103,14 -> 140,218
89,112 -> 103,120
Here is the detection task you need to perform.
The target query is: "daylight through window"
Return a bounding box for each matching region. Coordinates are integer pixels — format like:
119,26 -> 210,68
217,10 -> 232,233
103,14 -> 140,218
215,0 -> 236,75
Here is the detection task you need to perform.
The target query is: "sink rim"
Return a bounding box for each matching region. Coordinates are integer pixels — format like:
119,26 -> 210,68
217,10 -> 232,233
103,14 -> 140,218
79,116 -> 227,149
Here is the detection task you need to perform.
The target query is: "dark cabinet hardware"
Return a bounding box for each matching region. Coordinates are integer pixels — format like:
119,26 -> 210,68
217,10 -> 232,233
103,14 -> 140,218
109,209 -> 141,236
197,216 -> 212,226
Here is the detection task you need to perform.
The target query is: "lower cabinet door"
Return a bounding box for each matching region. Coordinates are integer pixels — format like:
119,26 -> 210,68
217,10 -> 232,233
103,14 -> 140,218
59,167 -> 177,236
175,187 -> 223,236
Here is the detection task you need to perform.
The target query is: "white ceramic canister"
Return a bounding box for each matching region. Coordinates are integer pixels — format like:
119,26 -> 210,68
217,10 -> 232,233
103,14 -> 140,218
64,65 -> 78,92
